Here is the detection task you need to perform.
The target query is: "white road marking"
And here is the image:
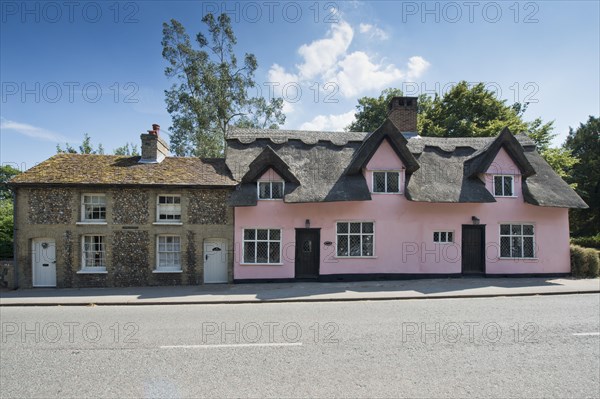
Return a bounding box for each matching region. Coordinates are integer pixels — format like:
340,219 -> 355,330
572,332 -> 600,336
160,342 -> 303,349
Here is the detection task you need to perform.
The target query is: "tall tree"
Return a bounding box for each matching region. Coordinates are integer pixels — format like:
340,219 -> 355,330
0,165 -> 21,200
162,14 -> 285,157
0,165 -> 19,259
565,116 -> 600,236
57,133 -> 104,154
114,143 -> 140,156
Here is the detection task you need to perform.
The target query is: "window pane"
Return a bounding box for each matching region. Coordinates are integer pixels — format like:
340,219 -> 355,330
500,224 -> 510,235
269,229 -> 281,240
244,242 -> 255,263
503,176 -> 513,196
511,237 -> 522,258
523,225 -> 534,235
440,232 -> 447,242
256,242 -> 269,263
257,229 -> 268,240
350,223 -> 361,234
362,235 -> 373,256
269,242 -> 281,263
433,232 -> 439,242
447,232 -> 453,243
349,235 -> 361,256
258,182 -> 270,199
271,182 -> 284,199
500,237 -> 511,257
373,172 -> 386,193
387,172 -> 400,192
494,176 -> 503,195
337,235 -> 348,256
362,223 -> 373,233
337,223 -> 348,234
244,229 -> 255,240
511,224 -> 522,235
523,237 -> 534,258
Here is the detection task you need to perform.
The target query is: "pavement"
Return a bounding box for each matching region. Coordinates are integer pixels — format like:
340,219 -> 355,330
0,277 -> 598,306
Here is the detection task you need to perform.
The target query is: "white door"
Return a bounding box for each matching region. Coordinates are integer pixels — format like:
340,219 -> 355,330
32,238 -> 56,287
204,240 -> 228,283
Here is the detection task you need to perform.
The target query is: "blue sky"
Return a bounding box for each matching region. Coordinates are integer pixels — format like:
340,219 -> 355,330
1,0 -> 598,170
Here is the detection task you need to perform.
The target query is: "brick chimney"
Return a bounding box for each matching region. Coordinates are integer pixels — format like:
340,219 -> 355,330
388,96 -> 418,133
139,124 -> 170,163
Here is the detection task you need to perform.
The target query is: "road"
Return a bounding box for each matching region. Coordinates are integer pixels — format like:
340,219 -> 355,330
1,294 -> 599,398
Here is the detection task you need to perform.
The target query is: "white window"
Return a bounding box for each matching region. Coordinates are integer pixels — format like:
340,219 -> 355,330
434,231 -> 454,243
157,236 -> 181,271
336,222 -> 374,257
257,181 -> 284,200
157,195 -> 181,222
372,171 -> 400,193
500,224 -> 535,258
81,235 -> 106,271
243,229 -> 281,264
493,175 -> 514,197
81,194 -> 106,221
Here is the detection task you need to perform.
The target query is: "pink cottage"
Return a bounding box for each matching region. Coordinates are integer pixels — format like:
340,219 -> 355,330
226,97 -> 587,281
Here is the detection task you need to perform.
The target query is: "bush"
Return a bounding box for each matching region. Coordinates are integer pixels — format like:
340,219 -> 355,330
571,234 -> 600,249
571,245 -> 600,278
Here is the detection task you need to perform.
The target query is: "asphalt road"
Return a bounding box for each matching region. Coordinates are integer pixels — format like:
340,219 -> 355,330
1,294 -> 599,398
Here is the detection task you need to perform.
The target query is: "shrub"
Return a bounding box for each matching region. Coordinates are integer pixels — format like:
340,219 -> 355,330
583,248 -> 600,278
571,234 -> 600,249
570,245 -> 589,277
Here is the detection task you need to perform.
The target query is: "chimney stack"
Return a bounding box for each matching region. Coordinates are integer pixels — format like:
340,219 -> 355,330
139,124 -> 170,163
388,96 -> 418,133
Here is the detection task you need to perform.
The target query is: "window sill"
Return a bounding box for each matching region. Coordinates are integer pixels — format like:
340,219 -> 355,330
152,269 -> 183,273
493,196 -> 518,198
257,198 -> 284,201
152,222 -> 183,226
371,192 -> 402,195
76,221 -> 107,225
240,263 -> 284,266
334,256 -> 377,259
77,269 -> 108,274
499,257 -> 538,260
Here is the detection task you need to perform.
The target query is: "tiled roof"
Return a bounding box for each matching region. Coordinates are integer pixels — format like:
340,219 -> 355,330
9,154 -> 236,186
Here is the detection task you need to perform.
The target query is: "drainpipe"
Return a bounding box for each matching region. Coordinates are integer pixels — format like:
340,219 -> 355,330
12,188 -> 18,289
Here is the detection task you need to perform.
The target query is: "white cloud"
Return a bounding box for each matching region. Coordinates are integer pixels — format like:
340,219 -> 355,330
406,56 -> 431,80
297,21 -> 353,80
335,51 -> 404,97
299,109 -> 356,131
358,23 -> 389,40
0,118 -> 69,142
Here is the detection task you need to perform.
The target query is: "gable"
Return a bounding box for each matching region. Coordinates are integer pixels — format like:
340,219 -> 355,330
366,139 -> 405,170
257,168 -> 283,181
485,147 -> 521,175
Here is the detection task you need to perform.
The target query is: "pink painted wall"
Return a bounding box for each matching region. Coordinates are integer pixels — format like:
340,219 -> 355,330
233,144 -> 571,279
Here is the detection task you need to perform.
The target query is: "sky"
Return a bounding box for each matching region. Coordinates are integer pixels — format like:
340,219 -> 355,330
1,0 -> 599,171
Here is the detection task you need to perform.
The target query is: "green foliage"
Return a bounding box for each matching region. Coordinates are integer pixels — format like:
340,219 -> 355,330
570,245 -> 600,278
162,14 -> 285,157
565,116 -> 600,236
541,147 -> 579,186
571,234 -> 600,249
114,143 -> 140,156
0,199 -> 13,259
347,88 -> 404,132
57,133 -> 104,154
0,165 -> 21,200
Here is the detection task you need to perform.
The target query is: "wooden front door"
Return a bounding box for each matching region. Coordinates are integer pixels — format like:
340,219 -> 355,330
32,238 -> 56,287
461,225 -> 485,274
295,229 -> 320,279
203,239 -> 228,283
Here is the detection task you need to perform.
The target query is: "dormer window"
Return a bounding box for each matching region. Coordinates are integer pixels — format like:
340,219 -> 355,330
258,181 -> 284,200
493,175 -> 514,197
372,171 -> 400,194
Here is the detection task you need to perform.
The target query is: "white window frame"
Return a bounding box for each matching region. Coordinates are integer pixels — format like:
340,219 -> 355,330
79,235 -> 107,273
433,231 -> 454,243
242,228 -> 283,264
155,235 -> 182,272
257,181 -> 285,200
499,223 -> 536,259
335,221 -> 376,258
371,171 -> 401,194
156,194 -> 182,224
80,194 -> 107,223
493,175 -> 515,197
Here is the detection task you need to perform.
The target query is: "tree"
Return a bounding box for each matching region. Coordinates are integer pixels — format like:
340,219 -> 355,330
347,88 -> 405,132
114,143 -> 140,156
0,165 -> 21,200
0,199 -> 13,259
57,133 -> 104,154
565,116 -> 600,236
162,13 -> 285,157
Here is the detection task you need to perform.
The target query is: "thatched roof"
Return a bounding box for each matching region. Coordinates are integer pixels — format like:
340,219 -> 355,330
227,124 -> 587,209
9,154 -> 236,187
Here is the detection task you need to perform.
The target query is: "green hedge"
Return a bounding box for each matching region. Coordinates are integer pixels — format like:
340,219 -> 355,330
571,245 -> 600,278
571,234 -> 600,249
